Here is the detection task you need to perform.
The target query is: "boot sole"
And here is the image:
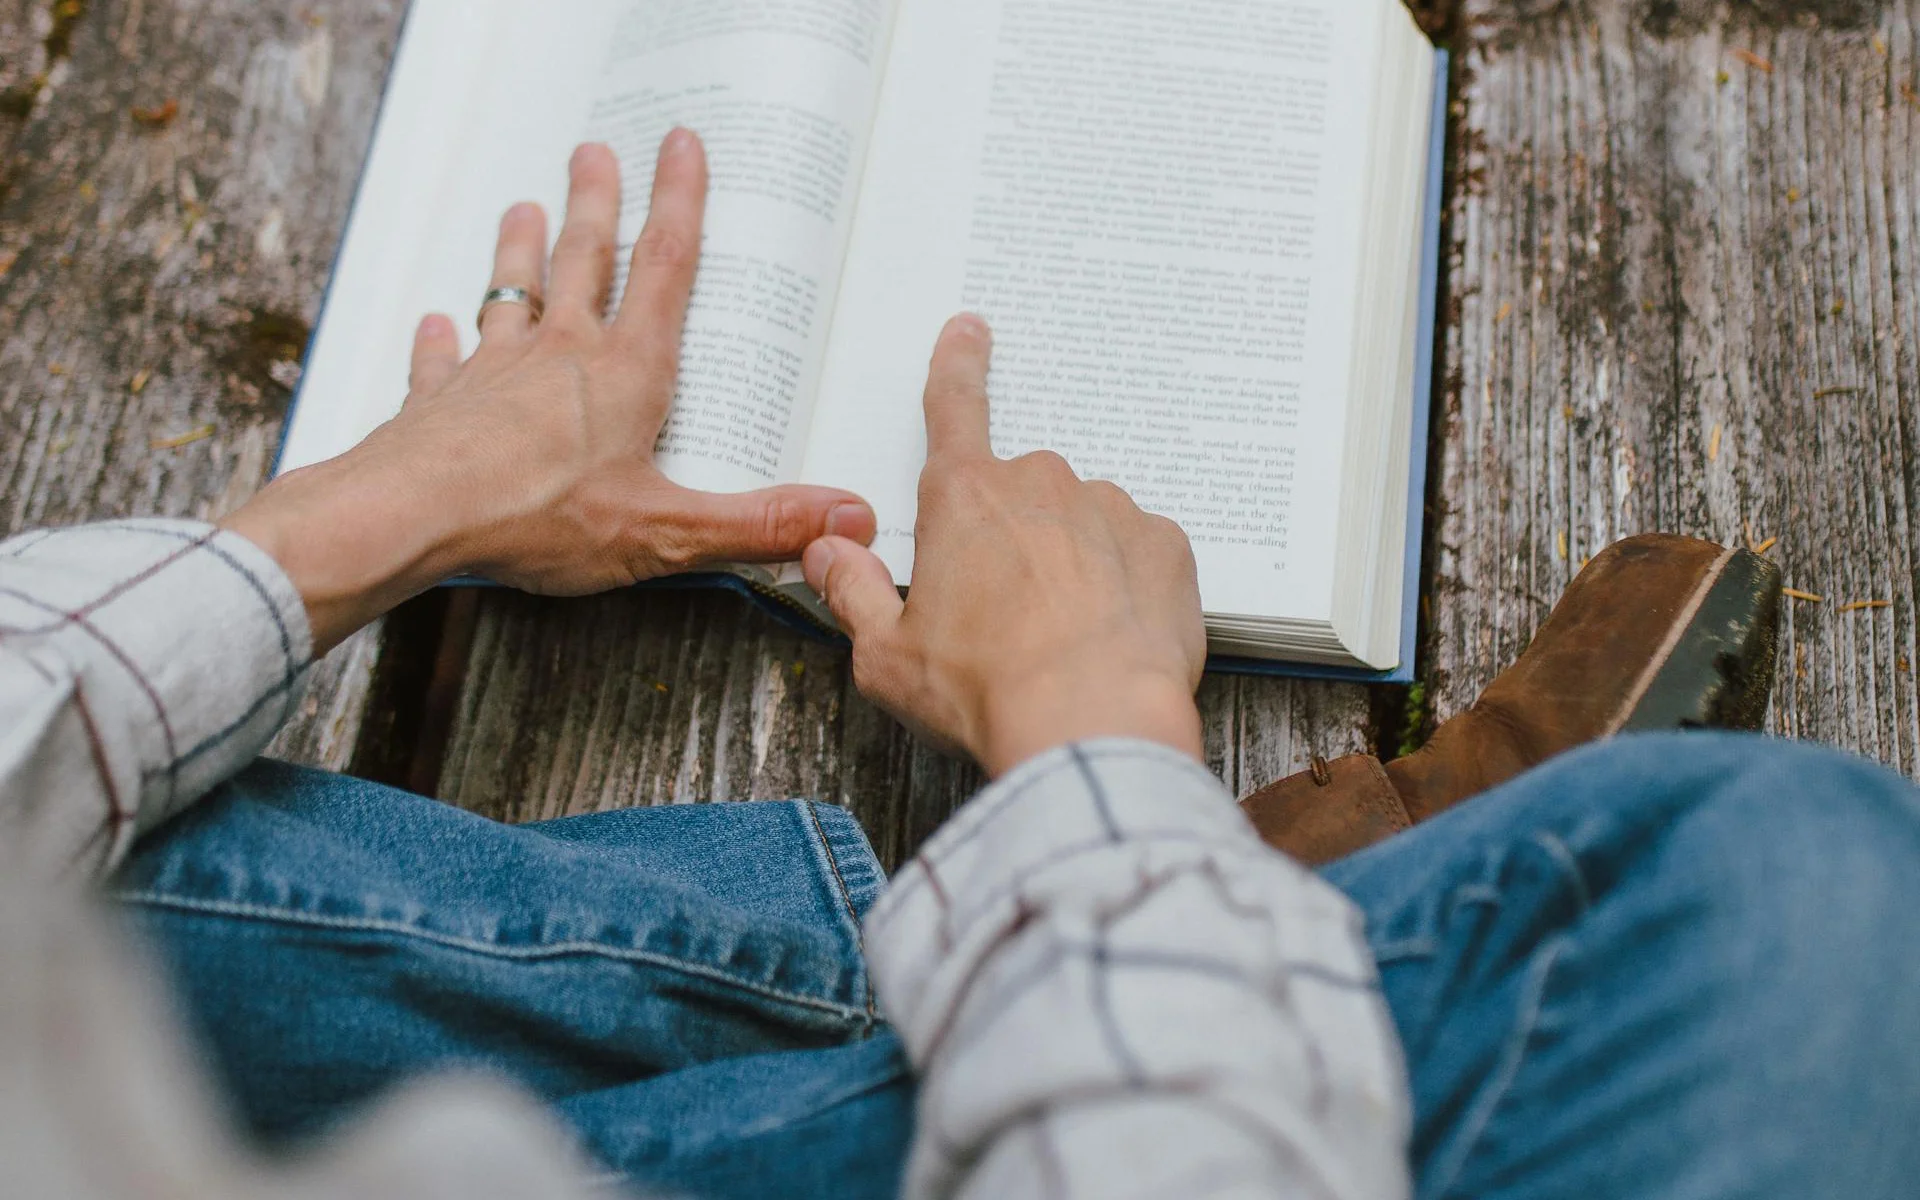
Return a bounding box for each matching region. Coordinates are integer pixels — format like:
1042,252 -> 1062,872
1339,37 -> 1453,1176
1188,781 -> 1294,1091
1618,548 -> 1783,734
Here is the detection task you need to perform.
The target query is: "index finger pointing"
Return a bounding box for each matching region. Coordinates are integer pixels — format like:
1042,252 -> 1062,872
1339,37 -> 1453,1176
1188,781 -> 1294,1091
923,314 -> 994,461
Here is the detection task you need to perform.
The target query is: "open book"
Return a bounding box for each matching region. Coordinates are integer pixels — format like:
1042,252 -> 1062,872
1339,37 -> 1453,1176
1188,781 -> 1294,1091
278,0 -> 1447,680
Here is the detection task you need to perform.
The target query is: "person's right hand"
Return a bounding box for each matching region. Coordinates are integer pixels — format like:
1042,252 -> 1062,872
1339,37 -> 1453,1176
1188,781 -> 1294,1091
802,315 -> 1208,777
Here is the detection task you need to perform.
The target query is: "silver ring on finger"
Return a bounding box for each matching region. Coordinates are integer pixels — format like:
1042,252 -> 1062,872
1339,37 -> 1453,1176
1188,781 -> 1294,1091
477,286 -> 545,333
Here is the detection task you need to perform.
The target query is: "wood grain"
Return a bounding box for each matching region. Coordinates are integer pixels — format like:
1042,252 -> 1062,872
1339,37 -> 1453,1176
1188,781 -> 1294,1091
1435,0 -> 1920,771
0,0 -> 406,768
438,588 -> 1374,871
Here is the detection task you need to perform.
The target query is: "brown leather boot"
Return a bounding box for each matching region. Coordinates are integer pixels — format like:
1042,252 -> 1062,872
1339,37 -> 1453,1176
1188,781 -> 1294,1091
1242,534 -> 1782,865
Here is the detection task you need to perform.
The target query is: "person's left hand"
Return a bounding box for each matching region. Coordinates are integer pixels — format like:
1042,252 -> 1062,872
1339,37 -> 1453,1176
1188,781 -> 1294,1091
224,131 -> 876,655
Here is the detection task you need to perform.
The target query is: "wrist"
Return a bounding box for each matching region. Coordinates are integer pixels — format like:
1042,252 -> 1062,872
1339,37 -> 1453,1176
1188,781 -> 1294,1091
221,448 -> 470,654
974,666 -> 1204,778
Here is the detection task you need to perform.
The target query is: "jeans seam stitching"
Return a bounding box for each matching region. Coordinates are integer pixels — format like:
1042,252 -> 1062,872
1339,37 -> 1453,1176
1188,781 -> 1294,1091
114,889 -> 871,1023
804,800 -> 878,1022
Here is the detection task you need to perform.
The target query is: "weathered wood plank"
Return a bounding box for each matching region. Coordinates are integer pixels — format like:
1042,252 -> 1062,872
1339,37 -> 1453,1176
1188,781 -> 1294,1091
0,0 -> 65,170
262,624 -> 383,770
1435,0 -> 1920,773
0,0 -> 407,768
438,589 -> 1375,871
438,590 -> 974,869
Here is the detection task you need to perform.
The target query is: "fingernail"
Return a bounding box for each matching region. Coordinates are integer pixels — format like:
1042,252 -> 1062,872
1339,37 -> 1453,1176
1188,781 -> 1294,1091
825,502 -> 871,539
574,144 -> 617,176
803,539 -> 838,593
664,127 -> 696,157
951,312 -> 989,338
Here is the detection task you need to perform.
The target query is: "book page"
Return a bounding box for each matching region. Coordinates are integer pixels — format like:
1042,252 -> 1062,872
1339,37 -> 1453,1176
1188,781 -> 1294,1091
804,0 -> 1387,622
280,0 -> 894,497
584,0 -> 894,492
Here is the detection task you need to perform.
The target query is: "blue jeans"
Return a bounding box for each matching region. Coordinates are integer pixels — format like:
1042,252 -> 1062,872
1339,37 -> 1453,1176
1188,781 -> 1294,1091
114,734 -> 1920,1199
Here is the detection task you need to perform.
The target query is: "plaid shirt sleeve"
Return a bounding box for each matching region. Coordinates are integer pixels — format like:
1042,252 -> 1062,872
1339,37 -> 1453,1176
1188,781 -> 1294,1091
866,740 -> 1413,1200
0,520 -> 312,879
0,523 -> 637,1198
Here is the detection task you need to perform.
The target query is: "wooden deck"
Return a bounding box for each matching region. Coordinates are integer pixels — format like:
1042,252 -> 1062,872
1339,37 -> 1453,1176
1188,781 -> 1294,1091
4,0 -> 1914,870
